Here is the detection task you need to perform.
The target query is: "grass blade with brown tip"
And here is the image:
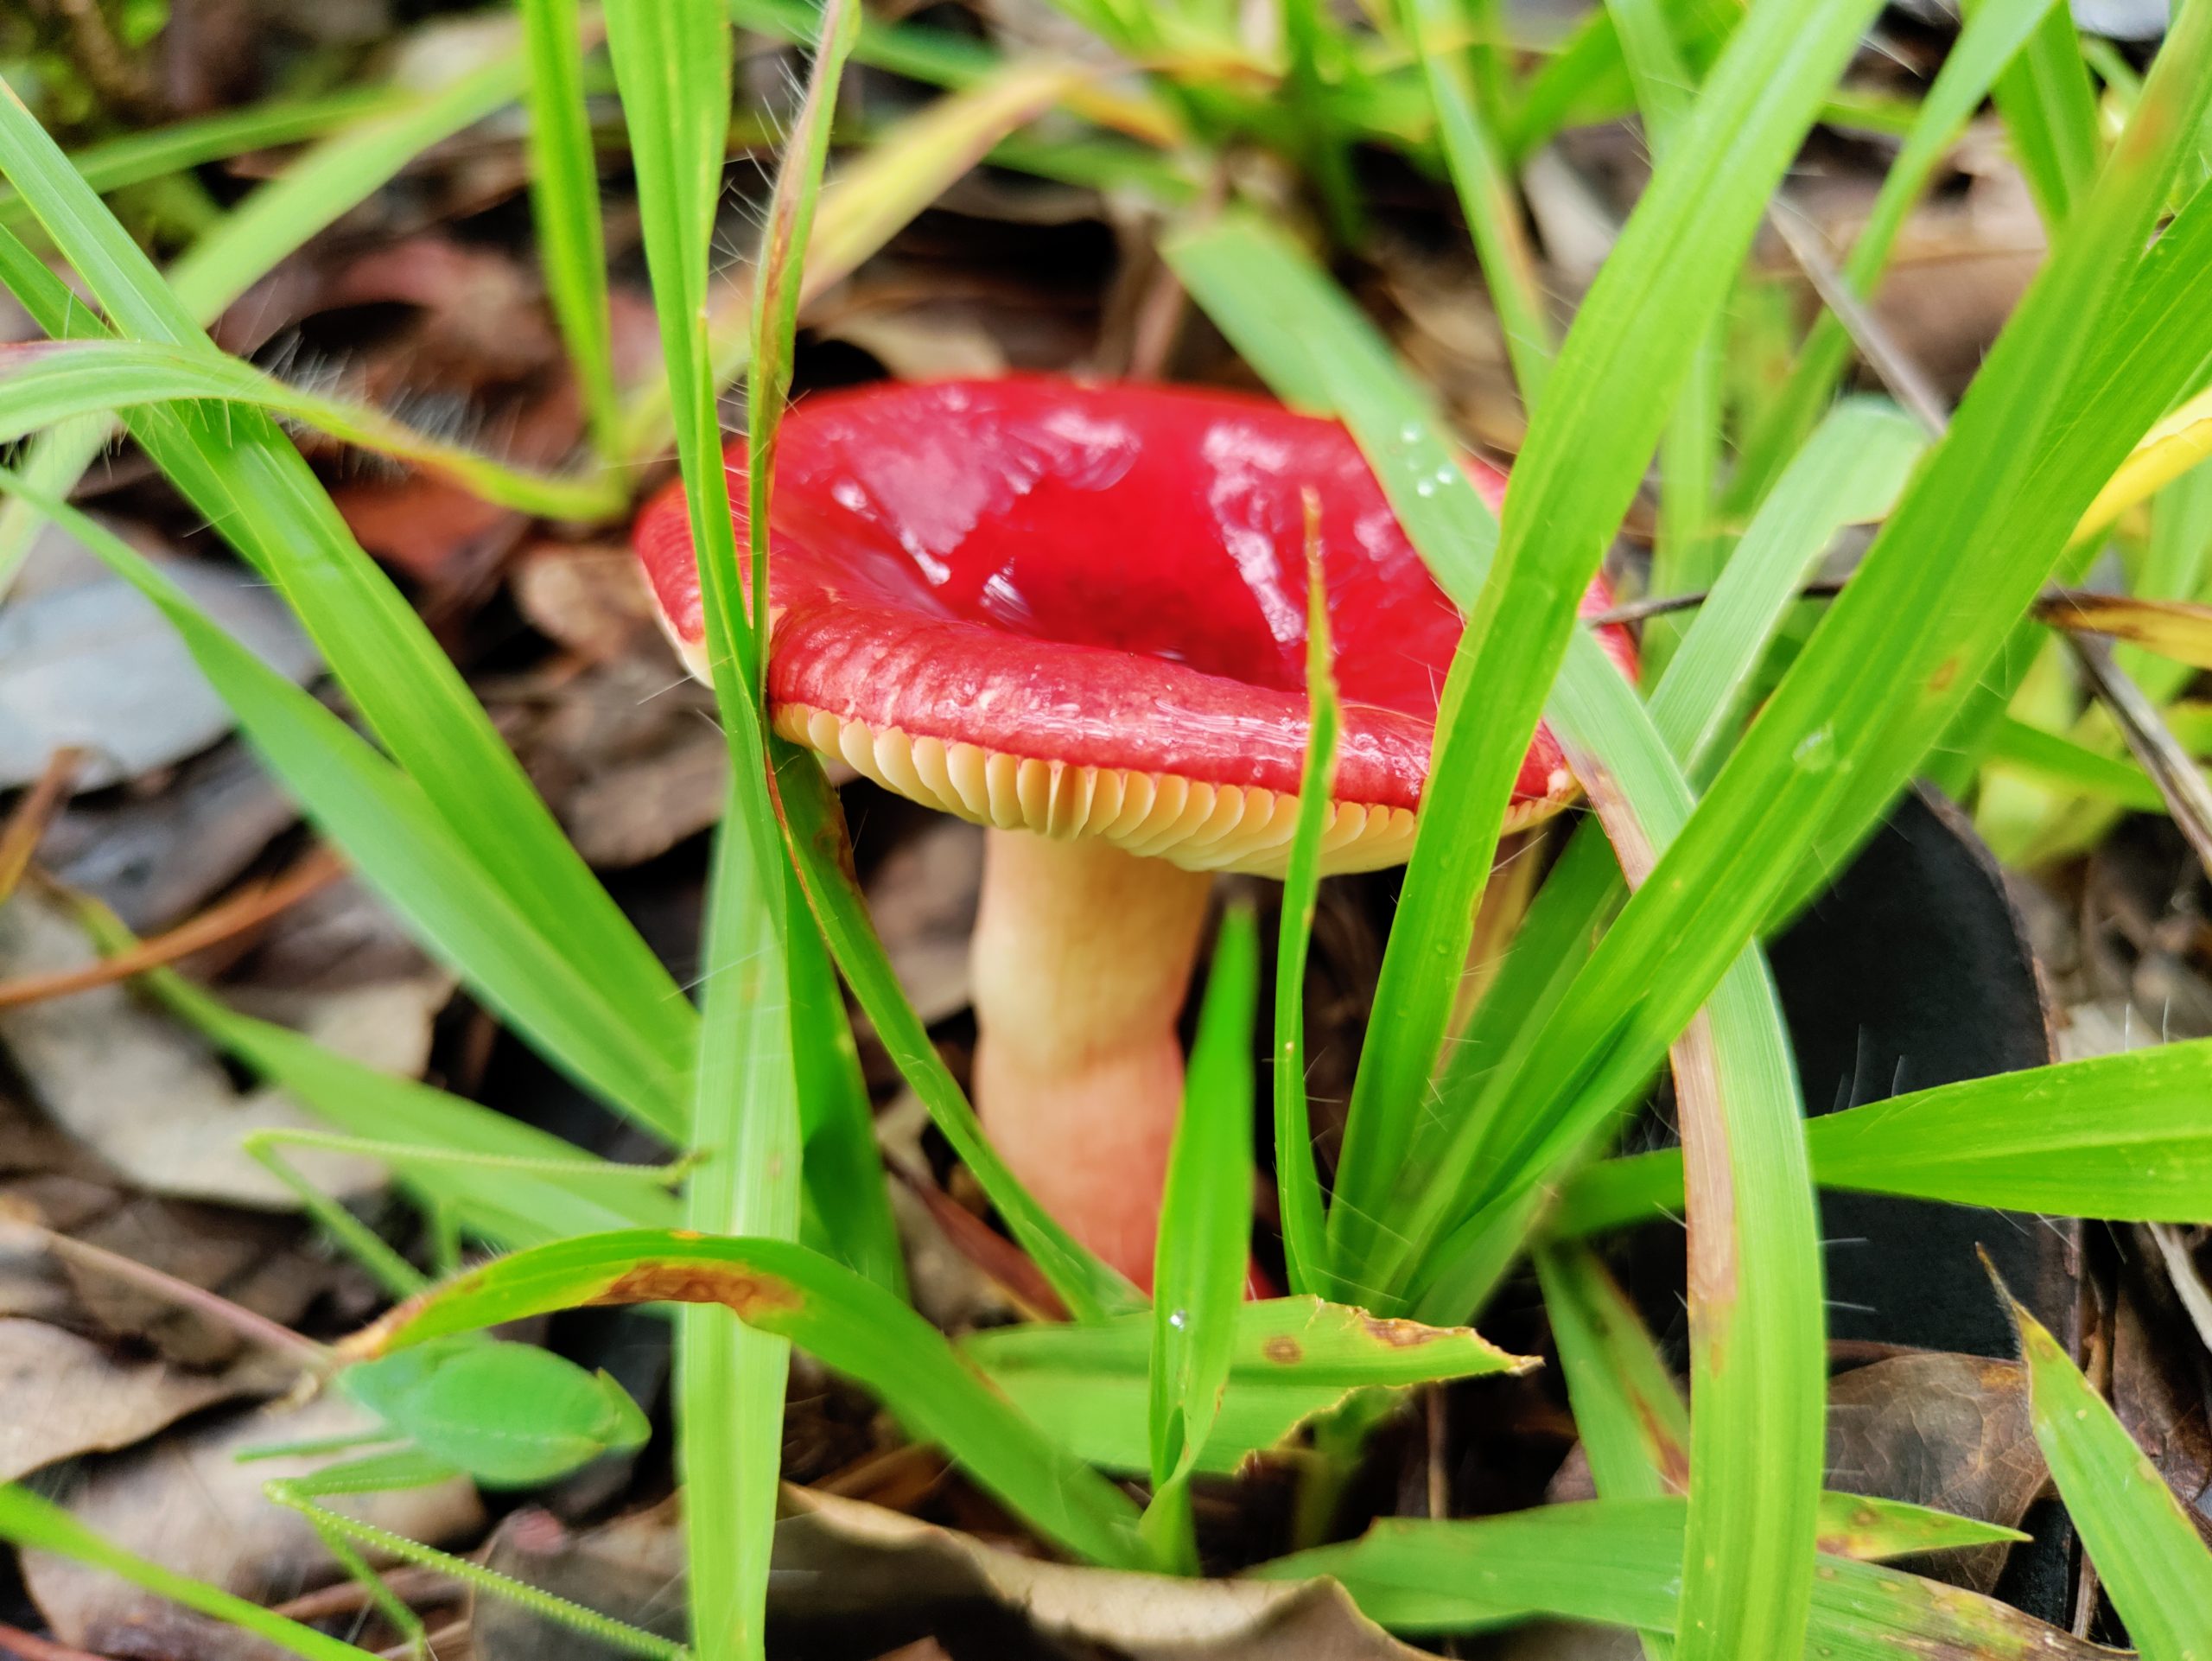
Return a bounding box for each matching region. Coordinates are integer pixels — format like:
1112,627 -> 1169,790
342,1231 -> 1153,1571
1995,1268 -> 2212,1660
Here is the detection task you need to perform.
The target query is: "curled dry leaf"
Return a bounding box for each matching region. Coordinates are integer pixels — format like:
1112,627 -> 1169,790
1823,1352 -> 2046,1593
22,1392 -> 482,1661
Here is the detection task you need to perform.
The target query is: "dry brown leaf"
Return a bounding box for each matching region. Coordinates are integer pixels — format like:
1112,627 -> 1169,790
24,1392 -> 482,1661
0,1316 -> 275,1483
474,1491 -> 1433,1661
867,818 -> 982,1027
1823,1352 -> 2046,1592
512,544 -> 664,665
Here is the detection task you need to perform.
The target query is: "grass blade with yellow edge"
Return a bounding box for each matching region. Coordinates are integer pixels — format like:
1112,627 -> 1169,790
340,1231 -> 1151,1571
1995,1264 -> 2212,1660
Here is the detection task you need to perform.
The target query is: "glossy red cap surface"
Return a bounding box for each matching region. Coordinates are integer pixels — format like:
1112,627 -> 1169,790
634,377 -> 1634,869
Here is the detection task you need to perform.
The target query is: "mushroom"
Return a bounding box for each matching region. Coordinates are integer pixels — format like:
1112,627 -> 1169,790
632,377 -> 1633,1289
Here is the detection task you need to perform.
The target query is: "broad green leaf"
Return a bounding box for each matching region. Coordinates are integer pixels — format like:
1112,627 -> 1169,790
964,1296 -> 1529,1476
340,1338 -> 649,1487
1999,1273 -> 2212,1661
343,1231 -> 1150,1571
1146,907 -> 1261,1563
1555,1038 -> 2212,1234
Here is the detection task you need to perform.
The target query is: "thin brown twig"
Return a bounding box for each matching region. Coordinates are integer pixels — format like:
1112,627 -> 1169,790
0,748 -> 86,903
0,846 -> 346,1010
2069,633 -> 2212,880
0,1623 -> 114,1661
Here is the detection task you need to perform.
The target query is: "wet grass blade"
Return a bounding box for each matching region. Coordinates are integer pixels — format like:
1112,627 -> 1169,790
1428,0 -> 2212,1302
1555,1036 -> 2212,1234
1996,1267 -> 2212,1661
518,0 -> 620,460
1145,906 -> 1261,1568
0,470 -> 690,1134
0,1488 -> 374,1661
1274,544 -> 1338,1301
341,1231 -> 1151,1570
1255,1499 -> 2095,1657
0,338 -> 620,517
1255,0 -> 1882,1285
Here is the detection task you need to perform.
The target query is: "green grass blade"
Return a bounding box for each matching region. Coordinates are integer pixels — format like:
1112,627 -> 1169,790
346,1231 -> 1151,1570
1984,715 -> 2169,813
1726,0 -> 2063,509
772,744 -> 1141,1322
1255,1499 -> 2089,1656
1399,0 -> 1555,405
0,50 -> 530,598
1145,905 -> 1260,1567
0,87 -> 399,228
619,63 -> 1084,464
1431,0 -> 2212,1292
1284,0 -> 1882,1282
0,1487 -> 376,1661
1997,1270 -> 2212,1661
1535,1245 -> 1689,1498
0,84 -> 699,1103
967,1295 -> 1527,1475
1540,632 -> 1823,1661
1979,0 -> 2100,231
1274,544 -> 1338,1301
0,338 -> 620,517
786,889 -> 904,1295
519,0 -> 620,461
0,470 -> 690,1133
1555,1036 -> 2212,1233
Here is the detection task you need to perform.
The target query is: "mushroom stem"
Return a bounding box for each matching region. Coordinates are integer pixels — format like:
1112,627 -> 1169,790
969,827 -> 1214,1290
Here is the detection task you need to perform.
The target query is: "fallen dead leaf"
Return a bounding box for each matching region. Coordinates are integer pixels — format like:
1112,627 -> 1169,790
0,1316 -> 276,1484
0,887 -> 426,1206
23,1392 -> 483,1661
512,544 -> 664,665
1823,1352 -> 2045,1592
474,1491 -> 1433,1661
0,527 -> 320,792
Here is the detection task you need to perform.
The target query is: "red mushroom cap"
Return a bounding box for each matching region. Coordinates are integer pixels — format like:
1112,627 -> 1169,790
634,377 -> 1634,875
